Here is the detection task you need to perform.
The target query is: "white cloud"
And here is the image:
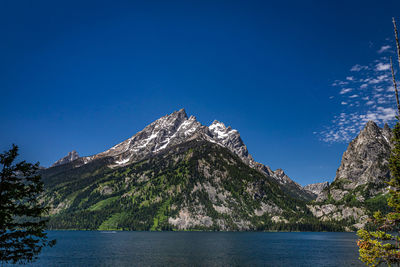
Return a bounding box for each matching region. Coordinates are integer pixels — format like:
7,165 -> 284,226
377,97 -> 387,104
387,86 -> 395,92
319,43 -> 398,143
350,64 -> 368,72
377,45 -> 391,53
361,107 -> 396,122
376,62 -> 390,71
332,80 -> 349,86
340,88 -> 353,94
368,74 -> 389,84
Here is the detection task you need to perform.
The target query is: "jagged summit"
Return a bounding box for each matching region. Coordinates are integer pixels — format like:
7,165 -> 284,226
208,120 -> 253,165
315,120 -> 393,203
52,108 -> 312,200
52,150 -> 80,167
335,120 -> 392,186
80,109 -> 253,167
84,108 -> 203,165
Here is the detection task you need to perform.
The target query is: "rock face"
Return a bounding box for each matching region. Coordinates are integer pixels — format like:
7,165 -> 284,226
307,204 -> 368,229
208,120 -> 254,165
308,121 -> 393,229
318,121 -> 392,202
303,182 -> 329,196
334,121 -> 392,188
80,109 -> 249,166
51,150 -> 80,167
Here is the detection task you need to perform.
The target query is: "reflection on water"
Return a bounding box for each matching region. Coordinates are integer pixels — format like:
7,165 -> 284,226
16,231 -> 362,266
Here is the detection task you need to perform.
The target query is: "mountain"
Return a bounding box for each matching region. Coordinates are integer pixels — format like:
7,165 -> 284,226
51,150 -> 80,167
40,109 -> 331,231
58,108 -> 312,201
309,121 -> 393,230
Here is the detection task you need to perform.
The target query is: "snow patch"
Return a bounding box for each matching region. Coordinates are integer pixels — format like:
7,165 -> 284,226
116,158 -> 130,165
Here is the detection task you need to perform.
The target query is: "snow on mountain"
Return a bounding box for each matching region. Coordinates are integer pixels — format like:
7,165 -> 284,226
208,120 -> 254,166
62,108 -> 311,199
82,109 -> 203,165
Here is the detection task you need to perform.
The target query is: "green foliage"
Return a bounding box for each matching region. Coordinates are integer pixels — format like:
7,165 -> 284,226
0,145 -> 56,264
41,139 -> 336,232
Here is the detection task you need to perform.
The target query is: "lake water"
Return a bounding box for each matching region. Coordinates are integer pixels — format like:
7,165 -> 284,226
11,231 -> 363,266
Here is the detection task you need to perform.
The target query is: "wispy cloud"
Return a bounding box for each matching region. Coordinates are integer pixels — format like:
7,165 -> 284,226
376,62 -> 391,71
350,64 -> 368,72
377,45 -> 391,53
317,44 -> 397,143
339,88 -> 353,94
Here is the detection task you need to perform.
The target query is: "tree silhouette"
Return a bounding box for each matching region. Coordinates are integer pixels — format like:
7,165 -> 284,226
0,145 -> 55,264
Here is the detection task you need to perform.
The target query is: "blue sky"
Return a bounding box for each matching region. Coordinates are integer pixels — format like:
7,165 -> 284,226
1,0 -> 400,186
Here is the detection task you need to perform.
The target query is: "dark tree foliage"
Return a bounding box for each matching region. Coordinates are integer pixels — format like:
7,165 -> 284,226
0,145 -> 55,264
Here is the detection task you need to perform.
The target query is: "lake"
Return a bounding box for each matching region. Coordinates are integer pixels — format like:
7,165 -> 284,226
11,231 -> 363,266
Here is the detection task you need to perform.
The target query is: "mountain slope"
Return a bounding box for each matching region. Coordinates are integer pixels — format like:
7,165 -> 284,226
42,139 -> 333,231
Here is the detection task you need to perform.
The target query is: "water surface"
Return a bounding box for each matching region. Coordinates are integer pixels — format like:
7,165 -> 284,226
17,231 -> 363,266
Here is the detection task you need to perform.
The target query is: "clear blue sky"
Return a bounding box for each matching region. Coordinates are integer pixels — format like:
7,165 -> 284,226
1,0 -> 400,185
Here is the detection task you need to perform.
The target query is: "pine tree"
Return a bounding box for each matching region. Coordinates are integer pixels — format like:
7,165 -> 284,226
357,17 -> 400,267
0,145 -> 55,264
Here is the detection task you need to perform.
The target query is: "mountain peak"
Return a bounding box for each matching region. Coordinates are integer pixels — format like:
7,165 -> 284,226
330,120 -> 392,193
362,120 -> 380,134
52,150 -> 80,167
51,109 -> 313,202
173,108 -> 187,118
209,120 -> 226,129
160,108 -> 188,123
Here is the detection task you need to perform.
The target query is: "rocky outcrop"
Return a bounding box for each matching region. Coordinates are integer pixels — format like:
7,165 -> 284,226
318,121 -> 392,202
303,182 -> 329,196
334,121 -> 392,188
307,204 -> 368,229
271,168 -> 316,201
208,120 -> 254,165
308,121 -> 393,229
51,150 -> 80,167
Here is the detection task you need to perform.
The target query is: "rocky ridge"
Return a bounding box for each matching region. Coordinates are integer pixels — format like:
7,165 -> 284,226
53,108 -> 312,200
51,150 -> 80,167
